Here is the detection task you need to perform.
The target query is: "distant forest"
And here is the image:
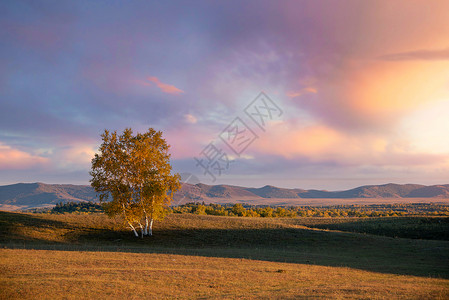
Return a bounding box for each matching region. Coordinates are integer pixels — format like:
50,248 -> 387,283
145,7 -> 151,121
48,201 -> 449,218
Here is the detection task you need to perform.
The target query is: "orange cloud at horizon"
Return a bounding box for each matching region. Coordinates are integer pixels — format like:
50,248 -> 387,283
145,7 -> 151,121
290,51 -> 449,137
252,122 -> 449,168
348,60 -> 449,120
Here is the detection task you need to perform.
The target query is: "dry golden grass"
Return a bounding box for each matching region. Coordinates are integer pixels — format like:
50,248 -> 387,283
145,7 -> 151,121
1,211 -> 449,299
1,248 -> 448,299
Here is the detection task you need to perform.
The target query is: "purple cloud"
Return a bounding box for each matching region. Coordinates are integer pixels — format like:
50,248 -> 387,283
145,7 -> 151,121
1,1 -> 449,188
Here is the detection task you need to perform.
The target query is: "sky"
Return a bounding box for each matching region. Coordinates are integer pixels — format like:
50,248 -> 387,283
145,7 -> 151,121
1,0 -> 449,190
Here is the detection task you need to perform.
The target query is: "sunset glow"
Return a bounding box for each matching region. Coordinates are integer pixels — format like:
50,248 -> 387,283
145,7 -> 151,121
1,1 -> 449,189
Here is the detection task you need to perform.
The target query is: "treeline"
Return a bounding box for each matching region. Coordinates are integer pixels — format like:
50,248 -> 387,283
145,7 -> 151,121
172,203 -> 297,217
51,201 -> 103,214
172,203 -> 449,218
48,201 -> 449,217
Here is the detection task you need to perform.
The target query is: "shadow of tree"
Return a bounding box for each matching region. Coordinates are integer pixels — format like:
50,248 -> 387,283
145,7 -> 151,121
1,211 -> 448,279
305,217 -> 449,240
0,211 -> 69,243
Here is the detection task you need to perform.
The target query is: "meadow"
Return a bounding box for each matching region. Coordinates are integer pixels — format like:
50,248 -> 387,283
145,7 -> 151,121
1,211 -> 448,299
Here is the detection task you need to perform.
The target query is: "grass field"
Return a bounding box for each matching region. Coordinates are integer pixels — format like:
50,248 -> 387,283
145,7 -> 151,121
1,211 -> 449,299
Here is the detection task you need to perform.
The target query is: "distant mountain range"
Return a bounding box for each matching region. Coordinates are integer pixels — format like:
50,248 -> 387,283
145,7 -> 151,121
177,183 -> 449,201
1,182 -> 449,211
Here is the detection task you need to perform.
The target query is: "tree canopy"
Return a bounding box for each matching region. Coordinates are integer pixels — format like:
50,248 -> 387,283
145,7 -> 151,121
90,128 -> 180,237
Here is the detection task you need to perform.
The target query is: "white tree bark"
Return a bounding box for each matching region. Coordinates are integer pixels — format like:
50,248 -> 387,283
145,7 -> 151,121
123,204 -> 139,237
138,222 -> 144,238
148,218 -> 153,236
144,216 -> 149,235
141,192 -> 148,236
127,221 -> 139,237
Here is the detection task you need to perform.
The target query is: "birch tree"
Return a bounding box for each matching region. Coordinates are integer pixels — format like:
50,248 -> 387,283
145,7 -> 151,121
90,128 -> 180,237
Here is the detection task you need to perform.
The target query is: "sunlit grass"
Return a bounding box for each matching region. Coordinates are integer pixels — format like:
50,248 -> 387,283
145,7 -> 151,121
1,211 -> 449,298
1,249 -> 448,299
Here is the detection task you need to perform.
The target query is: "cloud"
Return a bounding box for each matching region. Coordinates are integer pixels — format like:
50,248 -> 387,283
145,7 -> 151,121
0,143 -> 49,170
164,127 -> 212,160
2,1 -> 449,188
252,121 -> 449,168
286,87 -> 317,99
54,144 -> 96,170
289,60 -> 449,132
184,114 -> 197,124
146,76 -> 184,95
378,48 -> 449,61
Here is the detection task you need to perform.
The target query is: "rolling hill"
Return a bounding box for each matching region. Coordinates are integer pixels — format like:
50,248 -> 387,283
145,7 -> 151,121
0,183 -> 97,211
1,182 -> 449,211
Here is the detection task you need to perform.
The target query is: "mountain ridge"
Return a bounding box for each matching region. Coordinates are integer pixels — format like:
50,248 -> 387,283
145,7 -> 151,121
1,182 -> 449,211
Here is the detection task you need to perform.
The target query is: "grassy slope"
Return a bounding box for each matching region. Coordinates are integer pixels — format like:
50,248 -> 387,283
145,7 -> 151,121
2,249 -> 448,299
1,211 -> 449,299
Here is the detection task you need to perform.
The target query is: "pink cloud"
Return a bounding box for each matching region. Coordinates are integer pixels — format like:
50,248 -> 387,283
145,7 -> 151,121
164,127 -> 214,159
251,121 -> 449,168
286,87 -> 317,98
0,143 -> 49,170
54,144 -> 96,169
146,76 -> 184,95
184,114 -> 197,124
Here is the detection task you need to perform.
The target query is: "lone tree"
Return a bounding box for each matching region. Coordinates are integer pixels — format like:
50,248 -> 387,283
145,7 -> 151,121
90,128 -> 180,237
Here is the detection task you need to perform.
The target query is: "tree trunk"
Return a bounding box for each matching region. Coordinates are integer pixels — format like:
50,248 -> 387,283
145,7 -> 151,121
123,203 -> 138,237
148,218 -> 153,236
144,216 -> 149,236
141,190 -> 148,236
139,222 -> 144,238
127,221 -> 139,237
